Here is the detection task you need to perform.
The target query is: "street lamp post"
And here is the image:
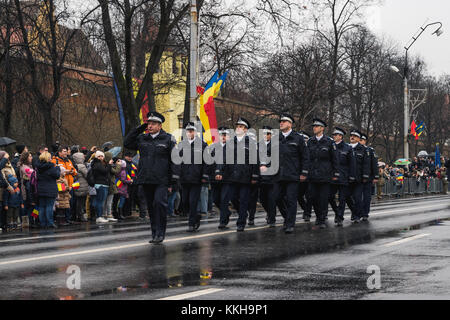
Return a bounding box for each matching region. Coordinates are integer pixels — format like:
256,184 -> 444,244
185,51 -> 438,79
391,22 -> 443,159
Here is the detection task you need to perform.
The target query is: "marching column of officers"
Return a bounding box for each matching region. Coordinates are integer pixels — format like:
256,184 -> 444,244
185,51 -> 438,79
124,111 -> 379,244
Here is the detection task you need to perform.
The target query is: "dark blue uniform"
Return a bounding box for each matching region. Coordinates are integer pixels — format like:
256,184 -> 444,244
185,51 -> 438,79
215,135 -> 259,230
349,143 -> 370,221
175,137 -> 209,230
328,141 -> 356,223
124,124 -> 179,242
362,146 -> 379,218
307,135 -> 339,225
259,138 -> 288,225
272,131 -> 310,231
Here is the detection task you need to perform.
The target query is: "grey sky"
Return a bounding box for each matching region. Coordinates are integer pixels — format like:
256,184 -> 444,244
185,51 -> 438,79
366,0 -> 450,77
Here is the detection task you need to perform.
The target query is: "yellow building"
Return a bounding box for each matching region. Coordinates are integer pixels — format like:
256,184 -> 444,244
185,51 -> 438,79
147,51 -> 187,141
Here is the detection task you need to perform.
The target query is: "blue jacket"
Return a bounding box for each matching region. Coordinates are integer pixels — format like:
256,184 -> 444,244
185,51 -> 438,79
332,141 -> 356,185
36,161 -> 61,198
3,188 -> 23,207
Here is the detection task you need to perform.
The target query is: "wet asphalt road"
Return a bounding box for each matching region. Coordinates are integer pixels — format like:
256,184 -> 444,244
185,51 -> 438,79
0,195 -> 449,300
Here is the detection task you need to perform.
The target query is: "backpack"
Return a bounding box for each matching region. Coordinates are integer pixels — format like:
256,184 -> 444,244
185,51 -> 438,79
30,170 -> 38,198
86,168 -> 95,187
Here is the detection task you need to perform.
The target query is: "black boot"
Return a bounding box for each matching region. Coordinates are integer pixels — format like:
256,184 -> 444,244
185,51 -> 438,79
90,207 -> 97,222
117,208 -> 125,220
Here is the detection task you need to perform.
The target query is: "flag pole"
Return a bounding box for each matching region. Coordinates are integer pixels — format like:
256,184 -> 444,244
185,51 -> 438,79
189,0 -> 199,122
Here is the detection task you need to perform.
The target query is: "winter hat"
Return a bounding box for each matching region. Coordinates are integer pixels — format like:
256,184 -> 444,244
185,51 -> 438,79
7,174 -> 18,185
16,144 -> 26,154
120,160 -> 127,168
95,151 -> 105,159
0,151 -> 6,160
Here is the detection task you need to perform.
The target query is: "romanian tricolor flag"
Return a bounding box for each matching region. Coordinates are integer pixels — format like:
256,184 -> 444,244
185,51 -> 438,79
31,209 -> 39,218
72,182 -> 80,190
116,179 -> 123,188
197,70 -> 228,145
126,174 -> 132,181
415,121 -> 426,139
410,120 -> 418,140
57,183 -> 66,192
132,79 -> 150,125
396,174 -> 404,184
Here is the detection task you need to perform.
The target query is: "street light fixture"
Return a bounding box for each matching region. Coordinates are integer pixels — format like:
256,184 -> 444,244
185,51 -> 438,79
390,21 -> 442,160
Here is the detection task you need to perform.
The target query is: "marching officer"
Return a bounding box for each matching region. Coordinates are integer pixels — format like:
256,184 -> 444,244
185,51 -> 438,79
272,114 -> 309,234
215,117 -> 259,231
123,112 -> 179,244
360,133 -> 379,221
259,125 -> 288,226
307,118 -> 339,229
209,126 -> 230,219
348,129 -> 370,223
175,122 -> 209,232
328,127 -> 356,226
297,130 -> 311,220
247,130 -> 259,226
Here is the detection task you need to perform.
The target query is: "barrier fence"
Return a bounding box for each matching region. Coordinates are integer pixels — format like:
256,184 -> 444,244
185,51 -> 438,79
380,177 -> 446,198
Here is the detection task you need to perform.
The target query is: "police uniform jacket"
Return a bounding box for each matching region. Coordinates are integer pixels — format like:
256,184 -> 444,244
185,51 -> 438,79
259,139 -> 275,184
123,124 -> 179,186
275,131 -> 310,182
366,146 -> 379,181
175,137 -> 209,184
215,135 -> 259,184
208,142 -> 229,184
307,135 -> 339,183
352,143 -> 370,183
333,141 -> 356,185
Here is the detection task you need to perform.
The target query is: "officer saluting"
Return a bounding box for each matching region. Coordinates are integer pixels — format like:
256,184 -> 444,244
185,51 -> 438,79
215,117 -> 259,232
175,122 -> 209,232
124,112 -> 179,244
360,133 -> 379,221
328,127 -> 356,227
348,129 -> 370,223
272,114 -> 309,234
307,118 -> 339,229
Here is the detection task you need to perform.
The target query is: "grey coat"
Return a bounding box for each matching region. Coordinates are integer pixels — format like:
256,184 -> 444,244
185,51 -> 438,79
72,153 -> 89,197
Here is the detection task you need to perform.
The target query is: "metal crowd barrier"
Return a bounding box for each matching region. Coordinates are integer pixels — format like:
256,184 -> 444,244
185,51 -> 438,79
380,177 -> 444,198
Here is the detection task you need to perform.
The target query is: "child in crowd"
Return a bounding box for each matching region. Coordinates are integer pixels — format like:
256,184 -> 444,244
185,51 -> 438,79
116,160 -> 132,219
3,175 -> 24,230
55,167 -> 72,226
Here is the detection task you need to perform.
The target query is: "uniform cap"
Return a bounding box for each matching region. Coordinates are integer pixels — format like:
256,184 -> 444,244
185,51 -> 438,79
312,118 -> 327,127
332,127 -> 346,136
147,112 -> 165,123
279,114 -> 294,123
235,117 -> 250,128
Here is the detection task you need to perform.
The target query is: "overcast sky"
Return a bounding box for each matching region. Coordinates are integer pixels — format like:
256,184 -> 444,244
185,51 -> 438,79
366,0 -> 450,77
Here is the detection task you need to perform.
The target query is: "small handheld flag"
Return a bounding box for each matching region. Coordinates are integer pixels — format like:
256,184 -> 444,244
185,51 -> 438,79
116,179 -> 123,188
57,183 -> 66,192
72,182 -> 80,190
31,209 -> 39,217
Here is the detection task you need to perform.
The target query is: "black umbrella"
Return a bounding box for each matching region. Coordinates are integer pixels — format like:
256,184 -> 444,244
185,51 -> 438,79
0,137 -> 16,147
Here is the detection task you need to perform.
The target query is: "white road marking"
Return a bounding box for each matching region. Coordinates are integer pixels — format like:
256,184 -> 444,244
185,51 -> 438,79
383,233 -> 431,247
0,203 -> 447,267
157,288 -> 225,300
